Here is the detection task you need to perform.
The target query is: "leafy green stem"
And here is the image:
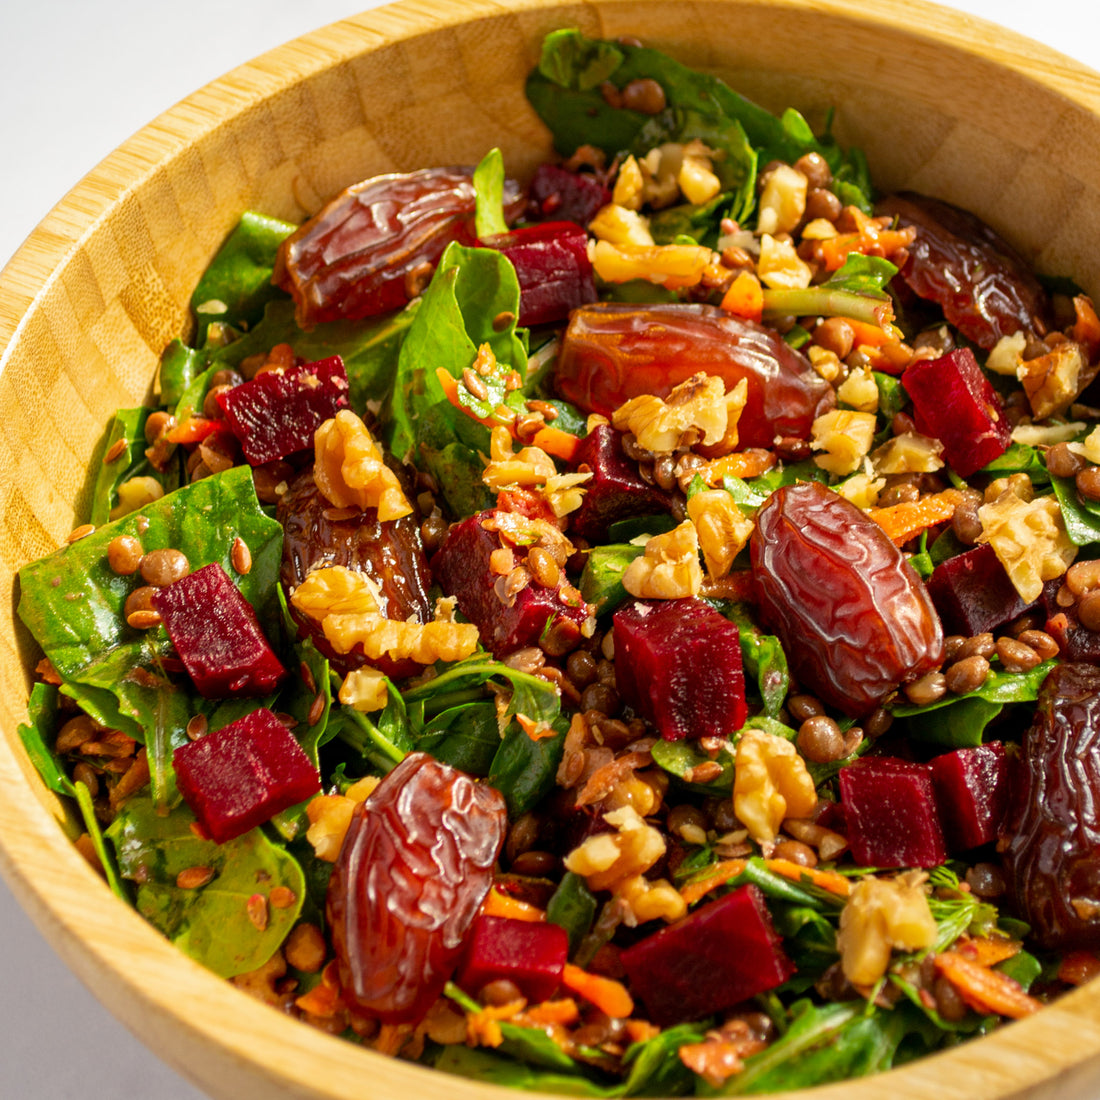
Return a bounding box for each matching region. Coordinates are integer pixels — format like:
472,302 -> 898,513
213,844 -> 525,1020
762,287 -> 891,326
73,780 -> 128,902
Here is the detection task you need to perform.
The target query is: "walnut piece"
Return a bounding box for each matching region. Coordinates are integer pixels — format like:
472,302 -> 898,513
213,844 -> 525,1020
1017,341 -> 1086,419
563,805 -> 666,892
978,491 -> 1077,603
757,164 -> 808,236
339,666 -> 389,712
612,373 -> 737,454
757,233 -> 812,290
622,521 -> 703,599
837,872 -> 937,986
590,240 -> 714,289
481,426 -> 591,517
314,410 -> 412,520
871,431 -> 945,475
811,410 -> 878,476
588,203 -> 654,246
732,728 -> 817,845
687,490 -> 755,579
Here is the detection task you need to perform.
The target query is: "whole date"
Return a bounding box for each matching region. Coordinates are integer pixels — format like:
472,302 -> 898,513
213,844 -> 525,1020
750,481 -> 943,716
326,752 -> 507,1024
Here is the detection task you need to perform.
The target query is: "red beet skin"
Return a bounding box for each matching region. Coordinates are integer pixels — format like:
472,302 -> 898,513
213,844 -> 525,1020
927,542 -> 1036,636
839,757 -> 947,868
528,164 -> 611,226
568,424 -> 676,542
455,915 -> 568,1003
483,221 -> 597,327
901,349 -> 1011,477
173,708 -> 321,843
432,510 -> 592,658
613,598 -> 746,740
217,355 -> 349,465
620,885 -> 794,1025
152,562 -> 287,698
931,742 -> 1009,852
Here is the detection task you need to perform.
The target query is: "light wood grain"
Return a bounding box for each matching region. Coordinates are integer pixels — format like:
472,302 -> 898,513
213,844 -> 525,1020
3,1 -> 1100,1097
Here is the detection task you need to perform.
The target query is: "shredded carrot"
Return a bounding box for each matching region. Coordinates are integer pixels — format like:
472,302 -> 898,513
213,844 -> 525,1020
867,489 -> 962,545
481,887 -> 546,922
1073,294 -> 1100,362
764,858 -> 851,898
1059,949 -> 1100,986
518,998 -> 580,1027
561,963 -> 634,1018
529,424 -> 582,462
625,1019 -> 661,1043
680,859 -> 747,907
933,950 -> 1042,1019
698,450 -> 777,485
720,271 -> 764,323
816,208 -> 916,271
955,935 -> 1021,968
294,980 -> 345,1018
166,415 -> 221,445
466,1000 -> 526,1048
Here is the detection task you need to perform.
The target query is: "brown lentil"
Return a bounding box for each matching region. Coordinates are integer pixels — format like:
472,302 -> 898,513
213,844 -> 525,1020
995,636 -> 1042,672
126,609 -> 162,630
252,461 -> 293,504
230,536 -> 252,575
71,762 -> 99,798
479,979 -> 524,1006
210,368 -> 244,389
804,187 -> 843,223
904,671 -> 948,706
202,385 -> 232,419
285,923 -> 327,973
140,548 -> 190,587
527,546 -> 561,588
787,694 -> 825,722
942,635 -> 967,663
1078,590 -> 1100,632
796,715 -> 845,763
307,692 -> 326,727
492,310 -> 516,331
864,707 -> 893,740
55,714 -> 99,752
176,866 -> 215,890
1077,466 -> 1100,503
1066,558 -> 1100,597
956,633 -> 995,661
106,535 -> 144,576
813,317 -> 855,360
510,850 -> 560,877
620,77 -> 666,114
143,410 -> 174,444
1046,442 -> 1088,479
951,490 -> 985,545
565,649 -> 599,690
580,682 -> 619,715
774,839 -> 818,868
1016,629 -> 1059,660
246,893 -> 269,932
667,804 -> 709,843
505,812 -> 541,864
792,151 -> 831,191
540,617 -> 582,657
420,514 -> 449,553
462,367 -> 489,402
944,655 -> 990,695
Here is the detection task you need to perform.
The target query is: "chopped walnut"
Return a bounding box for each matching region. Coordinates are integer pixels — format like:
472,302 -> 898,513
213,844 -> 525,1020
835,367 -> 880,414
677,140 -> 722,206
836,470 -> 885,510
110,476 -> 164,520
563,805 -> 666,892
622,521 -> 703,599
870,431 -> 945,475
757,164 -> 808,236
314,410 -> 412,520
1068,425 -> 1100,465
482,427 -> 591,517
590,240 -> 714,289
231,950 -> 291,1009
305,777 -> 378,861
612,373 -> 734,454
1014,421 -> 1088,447
687,490 -> 755,579
978,491 -> 1076,602
732,728 -> 817,846
612,155 -> 645,210
339,667 -> 389,712
837,872 -> 938,986
986,331 -> 1028,376
617,872 -> 688,925
291,564 -> 381,618
1017,341 -> 1086,419
587,204 -> 654,246
757,233 -> 812,290
811,410 -> 878,476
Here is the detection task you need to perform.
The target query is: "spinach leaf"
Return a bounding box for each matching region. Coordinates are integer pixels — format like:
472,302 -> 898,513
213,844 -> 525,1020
189,210 -> 295,343
489,716 -> 568,817
619,1022 -> 709,1096
90,408 -> 181,526
983,441 -> 1048,485
720,603 -> 789,717
873,371 -> 908,420
433,1046 -> 609,1096
474,148 -> 509,238
823,254 -> 897,298
998,949 -> 1041,992
158,339 -> 206,409
579,543 -> 643,614
546,871 -> 598,956
537,28 -> 623,90
415,699 -> 501,775
1052,474 -> 1100,545
651,737 -> 734,792
17,683 -> 73,798
108,795 -> 304,978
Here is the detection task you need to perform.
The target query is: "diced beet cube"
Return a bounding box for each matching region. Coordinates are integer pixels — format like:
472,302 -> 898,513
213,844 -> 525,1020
613,598 -> 746,740
433,510 -> 593,658
174,707 -> 321,843
528,164 -> 611,226
620,885 -> 793,1025
152,562 -> 286,698
483,221 -> 596,327
930,742 -> 1009,851
902,349 -> 1011,477
455,915 -> 567,1003
839,757 -> 947,868
927,542 -> 1037,636
1044,607 -> 1100,663
217,355 -> 349,464
569,424 -> 675,542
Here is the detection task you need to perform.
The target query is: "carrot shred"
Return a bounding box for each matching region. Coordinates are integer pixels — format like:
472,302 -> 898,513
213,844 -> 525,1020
955,935 -> 1021,968
1059,949 -> 1100,986
867,489 -> 962,545
679,859 -> 747,907
764,858 -> 851,898
720,271 -> 764,323
561,963 -> 635,1018
933,950 -> 1042,1019
518,998 -> 580,1026
481,887 -> 546,922
1072,295 -> 1100,362
816,209 -> 916,271
529,424 -> 581,462
698,450 -> 777,485
294,980 -> 345,1018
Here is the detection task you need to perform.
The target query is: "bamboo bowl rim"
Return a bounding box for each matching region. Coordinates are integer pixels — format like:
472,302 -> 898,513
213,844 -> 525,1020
4,1 -> 1100,1097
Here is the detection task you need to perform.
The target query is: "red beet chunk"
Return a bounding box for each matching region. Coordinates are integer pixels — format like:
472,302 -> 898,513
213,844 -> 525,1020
174,708 -> 320,843
931,742 -> 1009,851
528,164 -> 610,226
927,543 -> 1036,636
432,510 -> 592,658
483,221 -> 596,326
152,562 -> 286,698
613,598 -> 746,740
620,885 -> 793,1025
839,757 -> 947,868
455,915 -> 567,1003
217,356 -> 349,465
569,424 -> 675,542
902,349 -> 1011,477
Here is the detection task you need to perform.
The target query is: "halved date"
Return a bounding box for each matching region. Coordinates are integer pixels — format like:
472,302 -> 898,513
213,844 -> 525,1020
554,302 -> 834,449
750,481 -> 943,716
326,752 -> 507,1024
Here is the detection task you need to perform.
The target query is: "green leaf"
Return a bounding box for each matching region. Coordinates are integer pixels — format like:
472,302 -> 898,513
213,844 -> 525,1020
823,254 -> 898,298
189,210 -> 295,343
619,1022 -> 709,1096
720,603 -> 789,717
873,371 -> 908,420
488,716 -> 568,817
651,737 -> 734,792
1052,474 -> 1100,545
546,871 -> 598,956
538,28 -> 624,90
89,408 -> 182,526
983,442 -> 1049,485
433,1046 -> 609,1096
474,148 -> 509,238
415,700 -> 501,775
998,949 -> 1042,992
158,339 -> 206,408
17,683 -> 73,798
108,795 -> 304,978
579,543 -> 643,615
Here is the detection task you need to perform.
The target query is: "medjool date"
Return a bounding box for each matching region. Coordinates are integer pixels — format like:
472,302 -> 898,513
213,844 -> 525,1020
1001,662 -> 1100,949
750,481 -> 943,716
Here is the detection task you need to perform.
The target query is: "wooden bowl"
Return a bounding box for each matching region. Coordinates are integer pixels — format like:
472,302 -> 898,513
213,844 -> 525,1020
4,1 -> 1100,1097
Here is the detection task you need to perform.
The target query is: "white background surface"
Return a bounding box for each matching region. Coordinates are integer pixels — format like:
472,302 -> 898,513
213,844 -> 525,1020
1,1 -> 1099,1097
